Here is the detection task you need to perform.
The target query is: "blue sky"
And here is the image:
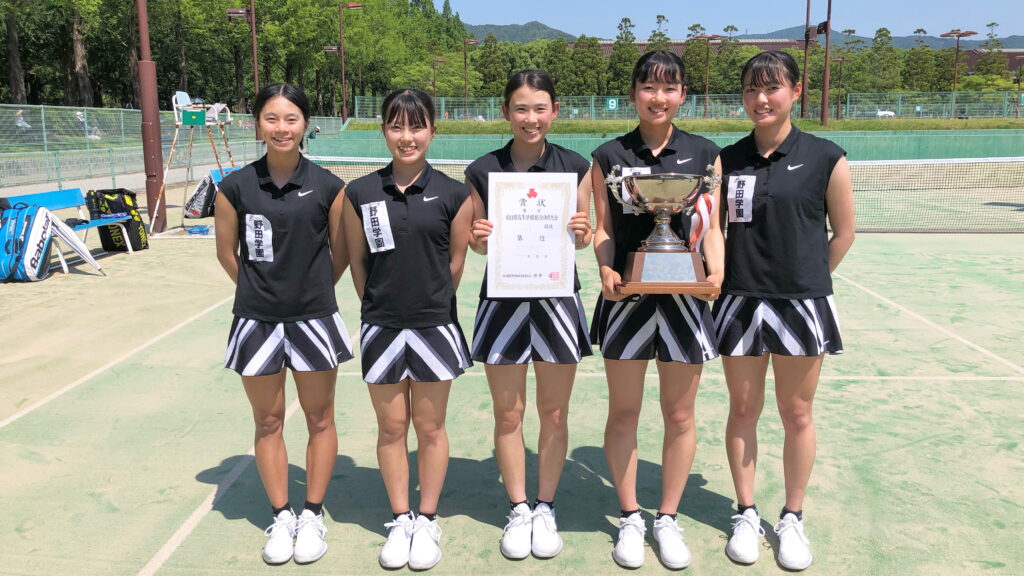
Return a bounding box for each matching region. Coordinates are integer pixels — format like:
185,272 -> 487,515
439,0 -> 1022,40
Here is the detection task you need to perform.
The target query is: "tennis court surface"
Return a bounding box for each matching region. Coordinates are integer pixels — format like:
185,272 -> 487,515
1,165 -> 1022,575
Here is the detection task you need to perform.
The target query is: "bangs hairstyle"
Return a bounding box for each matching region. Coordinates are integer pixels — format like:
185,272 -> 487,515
631,50 -> 686,88
504,69 -> 557,106
381,89 -> 435,129
252,82 -> 310,121
741,51 -> 801,89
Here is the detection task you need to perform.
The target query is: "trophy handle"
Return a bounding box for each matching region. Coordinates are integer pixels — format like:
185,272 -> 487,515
605,165 -> 644,215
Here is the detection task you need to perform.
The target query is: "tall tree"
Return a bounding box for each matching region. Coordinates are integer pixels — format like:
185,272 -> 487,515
475,33 -> 506,97
864,27 -> 902,91
607,17 -> 639,95
564,35 -> 605,96
646,15 -> 672,53
975,21 -> 1008,76
4,2 -> 27,104
903,29 -> 937,91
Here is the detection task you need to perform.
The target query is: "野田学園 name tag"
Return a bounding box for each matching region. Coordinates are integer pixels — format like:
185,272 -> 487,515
245,214 -> 274,262
728,175 -> 756,223
361,201 -> 395,253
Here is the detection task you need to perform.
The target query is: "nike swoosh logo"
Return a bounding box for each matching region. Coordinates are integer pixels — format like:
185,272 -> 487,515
297,190 -> 314,197
676,158 -> 692,165
424,196 -> 439,202
787,164 -> 804,171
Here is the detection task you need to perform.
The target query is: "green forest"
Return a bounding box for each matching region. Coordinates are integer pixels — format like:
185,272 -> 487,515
0,0 -> 1017,114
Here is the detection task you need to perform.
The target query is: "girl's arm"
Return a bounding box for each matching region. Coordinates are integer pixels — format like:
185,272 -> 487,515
591,163 -> 624,301
449,195 -> 474,291
569,167 -> 594,250
213,192 -> 239,284
825,156 -> 856,272
342,195 -> 368,300
697,157 -> 725,301
328,187 -> 349,284
467,184 -> 492,255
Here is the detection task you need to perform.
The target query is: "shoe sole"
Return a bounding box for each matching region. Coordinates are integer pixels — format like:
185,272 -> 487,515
262,553 -> 292,565
778,556 -> 813,571
408,553 -> 441,571
611,551 -> 643,569
500,548 -> 530,560
294,546 -> 327,565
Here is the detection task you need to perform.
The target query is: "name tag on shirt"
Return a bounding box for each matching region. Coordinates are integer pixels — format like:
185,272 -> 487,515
620,166 -> 651,214
727,175 -> 756,223
361,201 -> 395,253
245,214 -> 274,262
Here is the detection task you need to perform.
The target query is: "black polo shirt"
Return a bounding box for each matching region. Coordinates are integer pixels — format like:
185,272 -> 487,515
219,154 -> 345,322
347,162 -> 470,329
465,139 -> 591,299
591,126 -> 721,273
719,126 -> 845,298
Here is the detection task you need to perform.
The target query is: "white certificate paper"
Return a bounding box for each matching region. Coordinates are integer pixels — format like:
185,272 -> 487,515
487,172 -> 576,298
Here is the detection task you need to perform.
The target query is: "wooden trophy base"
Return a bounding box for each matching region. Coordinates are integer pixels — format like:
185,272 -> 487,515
620,251 -> 721,296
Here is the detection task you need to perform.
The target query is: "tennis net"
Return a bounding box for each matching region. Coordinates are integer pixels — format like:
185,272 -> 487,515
312,155 -> 1024,233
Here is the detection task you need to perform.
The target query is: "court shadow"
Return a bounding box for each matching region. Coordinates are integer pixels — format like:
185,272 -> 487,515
983,201 -> 1024,212
195,454 -> 320,530
570,446 -> 736,536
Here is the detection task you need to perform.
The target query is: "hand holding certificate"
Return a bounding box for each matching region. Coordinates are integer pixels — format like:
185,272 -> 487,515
486,172 -> 577,298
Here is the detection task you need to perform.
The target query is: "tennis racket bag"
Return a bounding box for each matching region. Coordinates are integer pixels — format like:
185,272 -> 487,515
94,188 -> 149,251
0,203 -> 56,282
184,175 -> 216,219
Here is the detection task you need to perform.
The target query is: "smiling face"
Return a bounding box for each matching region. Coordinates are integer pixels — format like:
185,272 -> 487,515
630,80 -> 685,127
502,85 -> 559,147
742,77 -> 801,129
258,96 -> 308,155
383,112 -> 435,168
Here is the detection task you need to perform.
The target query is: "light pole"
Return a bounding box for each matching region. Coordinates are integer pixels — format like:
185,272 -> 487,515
226,0 -> 259,93
324,2 -> 363,122
832,57 -> 851,120
694,34 -> 721,118
940,28 -> 977,118
431,58 -> 446,98
1015,57 -> 1023,118
463,38 -> 479,119
819,0 -> 832,126
801,0 -> 813,118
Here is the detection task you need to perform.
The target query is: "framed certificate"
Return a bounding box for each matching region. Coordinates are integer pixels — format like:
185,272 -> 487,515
487,172 -> 577,298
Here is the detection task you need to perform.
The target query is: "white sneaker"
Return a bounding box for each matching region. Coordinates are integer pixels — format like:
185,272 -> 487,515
531,502 -> 564,558
726,508 -> 765,564
500,503 -> 533,559
774,513 -> 812,571
379,512 -> 416,569
652,515 -> 691,569
261,508 -> 296,565
408,515 -> 443,570
611,512 -> 646,568
293,509 -> 328,564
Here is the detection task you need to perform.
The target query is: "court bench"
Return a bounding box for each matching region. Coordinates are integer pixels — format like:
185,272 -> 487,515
9,188 -> 137,255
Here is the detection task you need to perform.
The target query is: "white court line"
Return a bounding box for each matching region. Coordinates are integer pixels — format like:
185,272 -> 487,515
0,295 -> 234,431
338,370 -> 1024,381
136,399 -> 302,576
835,272 -> 1024,375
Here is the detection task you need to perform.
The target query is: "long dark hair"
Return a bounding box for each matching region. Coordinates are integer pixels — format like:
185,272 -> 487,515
503,69 -> 557,106
741,51 -> 801,88
631,50 -> 686,89
381,89 -> 435,129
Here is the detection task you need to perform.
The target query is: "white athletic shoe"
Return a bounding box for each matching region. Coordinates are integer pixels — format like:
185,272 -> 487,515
774,513 -> 813,571
611,512 -> 646,568
293,509 -> 328,564
531,502 -> 564,558
500,503 -> 533,559
261,508 -> 296,565
408,515 -> 443,570
379,512 -> 416,569
652,515 -> 691,569
726,508 -> 765,564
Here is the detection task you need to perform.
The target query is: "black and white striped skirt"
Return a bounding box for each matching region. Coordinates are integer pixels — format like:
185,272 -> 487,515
590,294 -> 718,363
471,294 -> 593,365
360,322 -> 472,385
225,312 -> 354,377
712,294 -> 844,357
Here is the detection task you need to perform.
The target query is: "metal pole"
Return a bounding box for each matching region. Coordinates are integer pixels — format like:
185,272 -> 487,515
820,0 -> 832,126
339,4 -> 348,122
136,0 -> 165,232
801,0 -> 811,118
704,40 -> 711,118
249,0 -> 259,92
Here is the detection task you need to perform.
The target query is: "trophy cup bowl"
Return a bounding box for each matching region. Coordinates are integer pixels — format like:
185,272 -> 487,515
606,166 -> 721,295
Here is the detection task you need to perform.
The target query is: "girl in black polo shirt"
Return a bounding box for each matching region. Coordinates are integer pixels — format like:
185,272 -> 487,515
465,69 -> 593,560
590,50 -> 724,570
342,89 -> 473,571
215,83 -> 353,565
713,51 -> 855,571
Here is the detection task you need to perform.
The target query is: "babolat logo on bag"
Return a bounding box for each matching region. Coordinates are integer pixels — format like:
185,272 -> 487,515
0,203 -> 56,282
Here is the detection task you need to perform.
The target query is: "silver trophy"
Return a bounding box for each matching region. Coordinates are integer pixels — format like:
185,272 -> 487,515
604,165 -> 721,294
